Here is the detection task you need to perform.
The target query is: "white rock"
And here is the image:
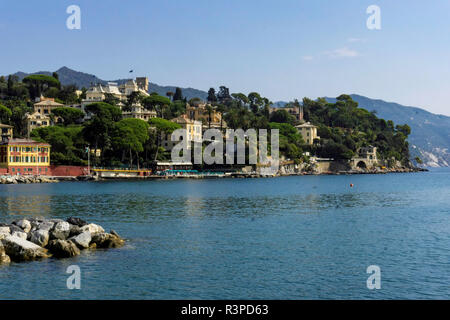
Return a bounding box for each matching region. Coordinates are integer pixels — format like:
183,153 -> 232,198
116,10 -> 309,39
0,226 -> 10,238
14,219 -> 31,233
31,220 -> 54,232
11,231 -> 27,240
50,221 -> 71,240
80,223 -> 105,235
69,231 -> 92,249
1,235 -> 49,262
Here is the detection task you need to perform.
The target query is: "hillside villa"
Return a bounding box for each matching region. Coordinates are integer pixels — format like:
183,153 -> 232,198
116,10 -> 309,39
296,122 -> 320,145
1,123 -> 13,142
26,96 -> 65,132
270,104 -> 304,122
161,115 -> 202,151
186,102 -> 226,130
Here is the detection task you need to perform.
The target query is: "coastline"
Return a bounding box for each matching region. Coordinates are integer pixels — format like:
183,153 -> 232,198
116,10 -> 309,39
0,166 -> 429,184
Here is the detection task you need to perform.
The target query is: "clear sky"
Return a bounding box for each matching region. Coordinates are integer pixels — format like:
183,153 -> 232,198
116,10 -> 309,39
1,0 -> 449,115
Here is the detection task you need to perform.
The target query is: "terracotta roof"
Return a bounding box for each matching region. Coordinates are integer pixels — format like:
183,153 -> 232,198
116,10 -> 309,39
0,138 -> 50,146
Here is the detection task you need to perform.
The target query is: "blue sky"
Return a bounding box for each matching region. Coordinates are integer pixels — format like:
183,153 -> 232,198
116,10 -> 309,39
1,0 -> 449,115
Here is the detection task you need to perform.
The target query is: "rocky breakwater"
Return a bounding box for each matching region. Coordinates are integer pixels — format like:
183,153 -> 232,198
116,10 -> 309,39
0,175 -> 58,184
0,217 -> 124,264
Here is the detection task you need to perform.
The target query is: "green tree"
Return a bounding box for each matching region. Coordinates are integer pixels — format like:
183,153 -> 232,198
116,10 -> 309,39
22,74 -> 61,99
248,92 -> 263,113
112,118 -> 150,168
52,107 -> 85,125
125,91 -> 144,111
142,94 -> 172,118
207,88 -> 217,103
269,109 -> 295,125
173,87 -> 183,101
0,104 -> 12,124
82,102 -> 122,163
231,93 -> 249,107
217,86 -> 231,104
31,125 -> 86,165
148,117 -> 182,160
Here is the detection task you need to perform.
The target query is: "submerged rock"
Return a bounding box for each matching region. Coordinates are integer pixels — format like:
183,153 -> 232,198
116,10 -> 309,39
91,232 -> 124,248
1,235 -> 49,262
47,239 -> 80,258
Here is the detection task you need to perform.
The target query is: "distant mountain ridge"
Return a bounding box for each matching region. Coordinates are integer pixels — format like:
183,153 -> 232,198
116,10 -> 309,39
6,67 -> 449,167
10,66 -> 208,101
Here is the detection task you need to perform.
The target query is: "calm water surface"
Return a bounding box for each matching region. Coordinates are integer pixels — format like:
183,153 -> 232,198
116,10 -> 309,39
0,169 -> 449,299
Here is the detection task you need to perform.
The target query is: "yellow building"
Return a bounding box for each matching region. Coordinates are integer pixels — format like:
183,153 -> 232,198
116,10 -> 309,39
161,115 -> 202,151
26,97 -> 65,133
33,97 -> 65,115
186,103 -> 226,130
0,139 -> 51,175
295,122 -> 320,145
27,112 -> 52,133
0,123 -> 13,142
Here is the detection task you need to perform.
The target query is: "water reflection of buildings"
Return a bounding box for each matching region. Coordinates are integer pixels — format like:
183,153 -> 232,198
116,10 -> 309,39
0,194 -> 52,217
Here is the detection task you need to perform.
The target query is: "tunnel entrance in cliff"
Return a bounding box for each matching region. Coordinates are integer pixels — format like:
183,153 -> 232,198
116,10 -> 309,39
357,161 -> 367,169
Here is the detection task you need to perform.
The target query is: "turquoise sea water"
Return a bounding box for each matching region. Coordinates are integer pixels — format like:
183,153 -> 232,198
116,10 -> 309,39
0,169 -> 449,299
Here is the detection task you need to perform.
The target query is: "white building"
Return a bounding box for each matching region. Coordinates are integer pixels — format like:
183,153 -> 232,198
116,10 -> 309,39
122,104 -> 157,121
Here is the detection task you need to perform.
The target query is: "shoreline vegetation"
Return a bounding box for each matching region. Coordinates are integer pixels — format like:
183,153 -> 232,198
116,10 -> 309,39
1,73 -> 423,180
